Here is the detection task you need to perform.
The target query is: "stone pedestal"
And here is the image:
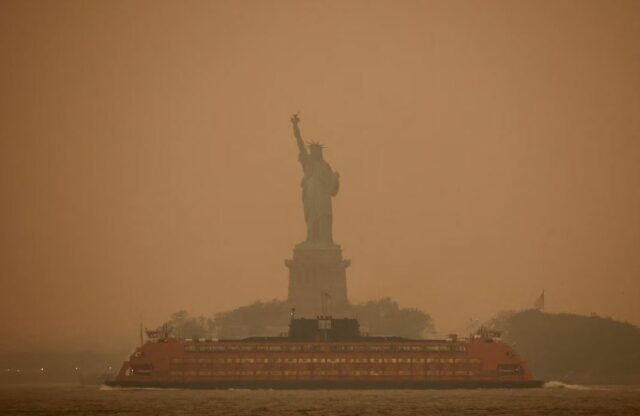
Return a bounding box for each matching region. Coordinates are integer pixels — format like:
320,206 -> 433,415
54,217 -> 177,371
285,243 -> 350,317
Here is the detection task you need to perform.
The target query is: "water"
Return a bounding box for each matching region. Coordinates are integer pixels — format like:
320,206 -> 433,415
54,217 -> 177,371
1,383 -> 639,415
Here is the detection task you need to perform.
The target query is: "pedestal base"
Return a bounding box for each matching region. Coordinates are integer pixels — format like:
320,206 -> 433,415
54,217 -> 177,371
285,244 -> 350,317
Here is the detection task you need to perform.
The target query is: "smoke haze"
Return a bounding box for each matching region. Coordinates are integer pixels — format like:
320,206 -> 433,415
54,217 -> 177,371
1,0 -> 639,352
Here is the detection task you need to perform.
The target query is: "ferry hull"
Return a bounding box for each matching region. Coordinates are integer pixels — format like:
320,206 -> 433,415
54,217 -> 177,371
105,379 -> 544,389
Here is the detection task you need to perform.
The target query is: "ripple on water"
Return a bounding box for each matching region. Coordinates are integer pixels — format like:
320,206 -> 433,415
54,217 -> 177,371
0,385 -> 639,416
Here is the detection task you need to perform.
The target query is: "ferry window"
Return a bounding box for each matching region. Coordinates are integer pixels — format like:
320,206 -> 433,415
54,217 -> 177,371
411,346 -> 422,351
198,358 -> 212,364
240,346 -> 253,351
227,346 -> 239,351
198,370 -> 212,376
412,358 -> 424,363
268,346 -> 282,351
242,358 -> 254,363
497,364 -> 522,374
212,346 -> 226,352
171,358 -> 183,364
131,363 -> 153,375
454,358 -> 466,364
256,346 -> 267,351
170,371 -> 182,376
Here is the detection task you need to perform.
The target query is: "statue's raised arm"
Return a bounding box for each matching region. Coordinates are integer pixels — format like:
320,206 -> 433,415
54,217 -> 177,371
291,113 -> 308,160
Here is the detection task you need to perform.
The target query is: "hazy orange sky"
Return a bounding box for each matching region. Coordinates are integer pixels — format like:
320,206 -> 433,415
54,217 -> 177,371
1,0 -> 639,352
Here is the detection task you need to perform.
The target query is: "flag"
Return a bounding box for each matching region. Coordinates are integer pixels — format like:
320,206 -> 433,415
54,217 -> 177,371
534,290 -> 545,311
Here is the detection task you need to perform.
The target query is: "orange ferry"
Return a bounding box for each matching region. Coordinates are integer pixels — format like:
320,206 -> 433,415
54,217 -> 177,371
106,316 -> 542,389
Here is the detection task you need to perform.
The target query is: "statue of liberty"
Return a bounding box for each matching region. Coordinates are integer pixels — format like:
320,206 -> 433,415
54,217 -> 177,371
290,114 -> 340,246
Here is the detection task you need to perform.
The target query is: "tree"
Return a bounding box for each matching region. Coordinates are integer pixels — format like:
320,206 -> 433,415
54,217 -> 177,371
162,310 -> 215,339
489,309 -> 640,384
351,298 -> 436,338
213,300 -> 291,339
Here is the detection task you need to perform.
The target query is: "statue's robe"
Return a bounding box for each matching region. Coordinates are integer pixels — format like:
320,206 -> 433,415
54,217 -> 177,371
299,153 -> 339,244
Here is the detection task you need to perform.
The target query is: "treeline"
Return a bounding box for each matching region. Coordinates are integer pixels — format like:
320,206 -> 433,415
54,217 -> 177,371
162,297 -> 435,340
490,309 -> 640,384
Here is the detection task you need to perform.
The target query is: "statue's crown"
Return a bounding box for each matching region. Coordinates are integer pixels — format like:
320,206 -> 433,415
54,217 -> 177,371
307,141 -> 326,150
